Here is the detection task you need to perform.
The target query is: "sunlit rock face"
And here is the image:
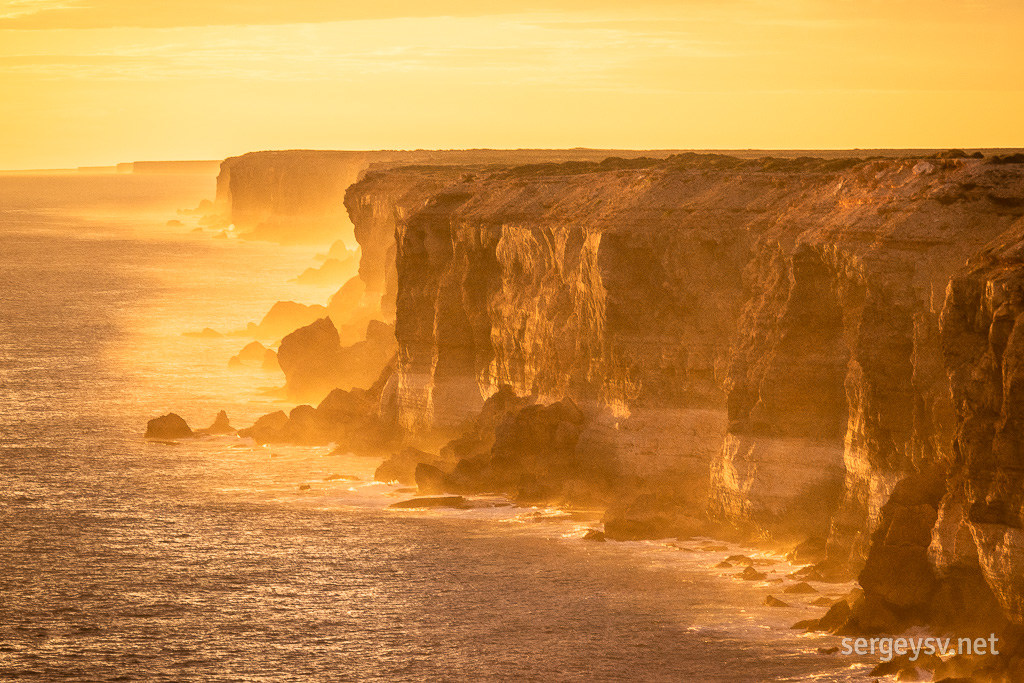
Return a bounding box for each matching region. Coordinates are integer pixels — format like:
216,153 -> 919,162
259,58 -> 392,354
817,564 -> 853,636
348,154 -> 1024,575
214,148 -> 1024,638
931,224 -> 1024,627
214,148 -> 692,252
216,151 -> 371,245
344,167 -> 469,322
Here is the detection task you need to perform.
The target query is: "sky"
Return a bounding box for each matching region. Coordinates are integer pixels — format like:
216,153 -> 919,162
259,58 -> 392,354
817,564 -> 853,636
0,0 -> 1021,168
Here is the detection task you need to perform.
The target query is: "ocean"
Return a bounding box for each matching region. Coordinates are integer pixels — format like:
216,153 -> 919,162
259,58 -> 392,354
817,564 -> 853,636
0,173 -> 870,681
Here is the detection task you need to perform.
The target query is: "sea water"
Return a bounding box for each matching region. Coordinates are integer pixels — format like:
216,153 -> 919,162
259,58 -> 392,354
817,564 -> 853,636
0,173 -> 873,682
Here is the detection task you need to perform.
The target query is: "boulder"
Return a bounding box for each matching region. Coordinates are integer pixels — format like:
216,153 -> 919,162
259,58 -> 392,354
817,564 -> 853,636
765,595 -> 789,607
816,599 -> 853,632
375,448 -> 444,485
277,317 -> 344,401
414,463 -> 449,495
390,496 -> 470,509
145,413 -> 193,439
784,582 -> 818,594
738,566 -> 766,581
237,341 -> 267,362
237,410 -> 289,444
786,537 -> 827,564
199,410 -> 235,435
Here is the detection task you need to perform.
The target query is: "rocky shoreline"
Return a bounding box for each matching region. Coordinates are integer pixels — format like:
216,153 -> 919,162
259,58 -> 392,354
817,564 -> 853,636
162,149 -> 1024,682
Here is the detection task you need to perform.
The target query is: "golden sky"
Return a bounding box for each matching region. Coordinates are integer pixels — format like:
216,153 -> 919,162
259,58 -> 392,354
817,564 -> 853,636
1,0 -> 1021,168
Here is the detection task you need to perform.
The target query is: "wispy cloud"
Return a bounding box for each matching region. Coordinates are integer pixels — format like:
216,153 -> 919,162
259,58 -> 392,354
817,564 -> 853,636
0,14 -> 737,85
0,0 -> 83,20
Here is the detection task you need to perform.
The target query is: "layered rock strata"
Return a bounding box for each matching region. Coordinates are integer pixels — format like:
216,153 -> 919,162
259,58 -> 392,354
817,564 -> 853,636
340,153 -> 1024,645
220,150 -> 1024,668
213,149 -> 690,246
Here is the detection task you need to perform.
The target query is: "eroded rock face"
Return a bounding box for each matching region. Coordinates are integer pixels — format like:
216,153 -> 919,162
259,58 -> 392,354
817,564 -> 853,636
929,226 -> 1024,628
343,152 -> 1024,635
218,151 -> 371,245
237,372 -> 399,453
216,148 -> 690,248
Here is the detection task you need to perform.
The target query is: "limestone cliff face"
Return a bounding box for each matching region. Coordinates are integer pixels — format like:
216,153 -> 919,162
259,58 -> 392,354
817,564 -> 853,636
214,149 -> 689,247
216,151 -> 371,245
346,154 -> 1024,629
344,168 -> 470,321
932,216 -> 1024,626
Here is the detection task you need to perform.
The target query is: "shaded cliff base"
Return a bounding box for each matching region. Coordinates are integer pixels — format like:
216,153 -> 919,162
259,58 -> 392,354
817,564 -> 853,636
150,385 -> 1024,681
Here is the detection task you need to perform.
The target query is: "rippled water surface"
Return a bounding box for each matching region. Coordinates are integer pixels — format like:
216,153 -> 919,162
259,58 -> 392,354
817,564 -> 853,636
0,174 -> 869,681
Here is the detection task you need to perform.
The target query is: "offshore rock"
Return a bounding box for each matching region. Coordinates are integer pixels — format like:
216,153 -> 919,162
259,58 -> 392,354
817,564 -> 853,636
237,341 -> 267,362
277,317 -> 344,401
249,300 -> 328,340
199,410 -> 235,435
277,317 -> 398,403
237,410 -> 289,444
238,361 -> 401,452
145,413 -> 194,440
374,447 -> 449,486
389,495 -> 470,510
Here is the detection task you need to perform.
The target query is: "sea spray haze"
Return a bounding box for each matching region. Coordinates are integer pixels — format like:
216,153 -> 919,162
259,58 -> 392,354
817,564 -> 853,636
0,172 -> 864,682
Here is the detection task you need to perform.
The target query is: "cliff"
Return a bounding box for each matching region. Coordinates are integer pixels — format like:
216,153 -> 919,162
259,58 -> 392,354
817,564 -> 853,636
342,152 -> 1024,647
214,150 -> 371,244
212,149 -> 690,247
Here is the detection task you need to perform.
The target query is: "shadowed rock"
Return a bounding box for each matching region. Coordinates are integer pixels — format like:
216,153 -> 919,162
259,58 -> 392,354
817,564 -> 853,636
277,317 -> 397,403
374,447 -> 447,486
277,317 -> 344,401
295,254 -> 358,286
261,348 -> 281,372
389,496 -> 470,509
146,413 -> 193,439
738,566 -> 766,581
237,341 -> 267,362
236,357 -> 402,452
199,410 -> 234,435
237,410 -> 289,443
248,301 -> 328,340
